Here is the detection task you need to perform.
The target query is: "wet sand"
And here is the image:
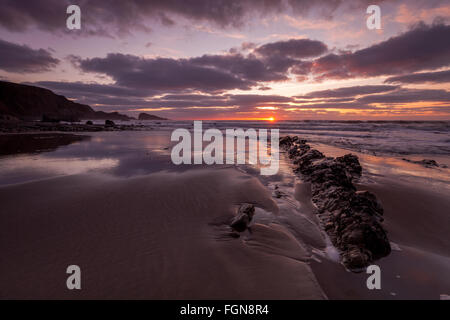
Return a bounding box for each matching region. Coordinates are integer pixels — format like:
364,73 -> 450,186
305,143 -> 450,299
0,169 -> 325,299
311,178 -> 450,299
0,132 -> 449,299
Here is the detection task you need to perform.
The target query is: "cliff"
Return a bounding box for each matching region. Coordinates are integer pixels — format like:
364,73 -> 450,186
0,81 -> 132,121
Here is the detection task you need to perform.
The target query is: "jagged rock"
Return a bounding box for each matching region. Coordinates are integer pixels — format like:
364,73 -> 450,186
293,149 -> 324,167
342,246 -> 370,269
336,154 -> 362,180
138,112 -> 167,120
279,135 -> 391,270
105,120 -> 115,127
402,158 -> 440,168
350,191 -> 384,217
86,120 -> 93,125
230,203 -> 255,232
279,136 -> 292,147
274,190 -> 283,198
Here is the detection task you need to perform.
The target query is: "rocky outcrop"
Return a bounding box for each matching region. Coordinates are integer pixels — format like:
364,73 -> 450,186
280,136 -> 391,270
138,113 -> 167,120
105,120 -> 115,127
0,81 -> 133,121
230,203 -> 255,232
402,158 -> 447,168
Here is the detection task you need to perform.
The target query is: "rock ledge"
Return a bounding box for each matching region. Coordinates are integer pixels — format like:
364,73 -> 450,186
280,136 -> 391,270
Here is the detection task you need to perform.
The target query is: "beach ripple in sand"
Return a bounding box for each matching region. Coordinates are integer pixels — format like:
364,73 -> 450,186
0,168 -> 328,299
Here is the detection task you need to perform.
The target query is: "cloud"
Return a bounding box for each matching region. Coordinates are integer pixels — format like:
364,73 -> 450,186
286,102 -> 374,110
190,53 -> 293,82
357,88 -> 450,104
26,79 -> 450,119
384,70 -> 450,84
255,38 -> 328,59
0,0 -> 66,32
0,38 -> 59,73
33,81 -> 151,97
0,0 -> 379,36
299,85 -> 399,99
75,53 -> 254,92
311,22 -> 450,80
298,86 -> 450,108
137,93 -> 294,110
71,36 -> 329,91
29,80 -> 295,111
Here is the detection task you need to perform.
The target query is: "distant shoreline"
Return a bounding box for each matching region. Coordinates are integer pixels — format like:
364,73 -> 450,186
0,120 -> 155,134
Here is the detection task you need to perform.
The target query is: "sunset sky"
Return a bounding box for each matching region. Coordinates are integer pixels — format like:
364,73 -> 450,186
0,0 -> 449,120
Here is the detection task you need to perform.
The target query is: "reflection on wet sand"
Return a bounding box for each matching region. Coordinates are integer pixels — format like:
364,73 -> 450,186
0,130 -> 449,299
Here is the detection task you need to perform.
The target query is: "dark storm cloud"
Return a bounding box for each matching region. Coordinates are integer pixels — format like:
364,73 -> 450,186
190,53 -> 293,82
298,85 -> 399,99
0,38 -> 59,73
311,23 -> 450,80
384,70 -> 450,84
76,53 -> 254,92
72,37 -> 329,91
0,0 -> 380,35
74,43 -> 318,91
247,38 -> 328,81
255,39 -> 328,59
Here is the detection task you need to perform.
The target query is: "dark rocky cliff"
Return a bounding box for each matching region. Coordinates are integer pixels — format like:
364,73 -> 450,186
0,81 -> 132,121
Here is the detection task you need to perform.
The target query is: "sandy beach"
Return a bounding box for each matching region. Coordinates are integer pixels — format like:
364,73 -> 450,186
0,128 -> 449,299
1,0 -> 450,304
0,169 -> 325,299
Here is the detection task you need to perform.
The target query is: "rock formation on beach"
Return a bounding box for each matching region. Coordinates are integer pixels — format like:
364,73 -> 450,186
280,135 -> 391,270
402,158 -> 448,168
138,113 -> 168,121
230,203 -> 255,232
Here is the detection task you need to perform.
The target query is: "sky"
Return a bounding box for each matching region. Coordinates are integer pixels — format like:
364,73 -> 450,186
0,0 -> 449,120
